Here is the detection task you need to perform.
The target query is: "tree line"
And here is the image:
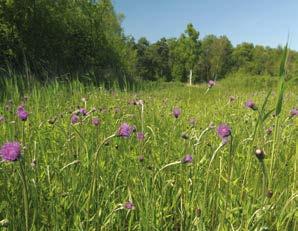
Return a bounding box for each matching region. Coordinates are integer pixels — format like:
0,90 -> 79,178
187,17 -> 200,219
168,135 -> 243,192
0,0 -> 297,84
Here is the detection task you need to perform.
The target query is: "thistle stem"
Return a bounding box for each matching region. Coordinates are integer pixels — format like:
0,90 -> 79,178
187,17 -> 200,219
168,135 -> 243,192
203,142 -> 224,207
260,160 -> 268,196
19,160 -> 29,231
194,127 -> 210,146
153,161 -> 181,184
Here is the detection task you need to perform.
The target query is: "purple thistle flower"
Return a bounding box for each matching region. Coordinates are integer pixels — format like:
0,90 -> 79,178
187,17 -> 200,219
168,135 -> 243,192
0,142 -> 22,162
17,105 -> 29,121
123,201 -> 135,210
172,107 -> 181,118
17,105 -> 25,112
71,114 -> 79,124
181,154 -> 193,164
92,117 -> 100,126
290,108 -> 298,117
0,116 -> 4,123
117,123 -> 133,138
79,108 -> 87,116
136,132 -> 145,141
245,100 -> 257,110
217,124 -> 231,144
18,110 -> 28,121
208,80 -> 215,88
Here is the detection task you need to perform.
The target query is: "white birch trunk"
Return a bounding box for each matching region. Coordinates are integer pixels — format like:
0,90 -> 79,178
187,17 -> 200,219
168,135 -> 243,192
189,69 -> 192,86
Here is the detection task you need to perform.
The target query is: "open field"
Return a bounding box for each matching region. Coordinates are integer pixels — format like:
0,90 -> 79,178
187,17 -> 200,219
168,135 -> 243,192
0,76 -> 297,230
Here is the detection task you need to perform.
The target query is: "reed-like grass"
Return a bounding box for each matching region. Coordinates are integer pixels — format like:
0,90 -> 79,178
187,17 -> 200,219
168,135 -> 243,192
0,72 -> 297,230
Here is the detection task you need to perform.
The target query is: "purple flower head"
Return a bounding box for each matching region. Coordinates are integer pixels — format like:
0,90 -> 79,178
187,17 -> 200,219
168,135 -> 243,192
172,107 -> 181,118
117,123 -> 133,138
290,108 -> 298,117
0,142 -> 22,162
123,201 -> 135,210
136,132 -> 145,141
92,117 -> 100,126
181,154 -> 193,164
71,114 -> 79,124
217,124 -> 231,144
79,108 -> 87,116
18,110 -> 28,121
17,105 -> 28,121
17,105 -> 25,112
208,80 -> 215,88
245,100 -> 257,110
0,116 -> 4,123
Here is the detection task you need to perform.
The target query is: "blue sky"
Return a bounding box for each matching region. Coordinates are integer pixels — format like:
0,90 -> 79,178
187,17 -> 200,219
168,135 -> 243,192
113,0 -> 298,50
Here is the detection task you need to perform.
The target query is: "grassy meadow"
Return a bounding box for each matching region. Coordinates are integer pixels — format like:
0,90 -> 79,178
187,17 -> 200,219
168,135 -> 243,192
0,75 -> 297,230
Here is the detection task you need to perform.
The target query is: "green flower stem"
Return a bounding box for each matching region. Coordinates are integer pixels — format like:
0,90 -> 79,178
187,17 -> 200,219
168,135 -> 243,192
19,160 -> 29,231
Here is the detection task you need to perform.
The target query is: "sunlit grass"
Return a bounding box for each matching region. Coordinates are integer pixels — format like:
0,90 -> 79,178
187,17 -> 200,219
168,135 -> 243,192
0,73 -> 297,230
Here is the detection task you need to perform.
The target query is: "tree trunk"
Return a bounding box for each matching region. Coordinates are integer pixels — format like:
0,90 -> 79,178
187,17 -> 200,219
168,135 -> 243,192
189,69 -> 192,85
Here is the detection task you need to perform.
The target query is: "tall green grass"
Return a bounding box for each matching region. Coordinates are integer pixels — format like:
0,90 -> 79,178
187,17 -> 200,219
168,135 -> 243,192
0,69 -> 297,229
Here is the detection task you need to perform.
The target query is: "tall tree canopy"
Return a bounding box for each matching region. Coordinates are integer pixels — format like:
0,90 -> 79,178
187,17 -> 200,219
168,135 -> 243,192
0,0 -> 297,84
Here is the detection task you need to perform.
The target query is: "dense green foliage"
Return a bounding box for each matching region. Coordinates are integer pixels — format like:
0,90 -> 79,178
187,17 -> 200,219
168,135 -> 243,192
0,76 -> 297,230
0,0 -> 298,84
0,0 -> 136,83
